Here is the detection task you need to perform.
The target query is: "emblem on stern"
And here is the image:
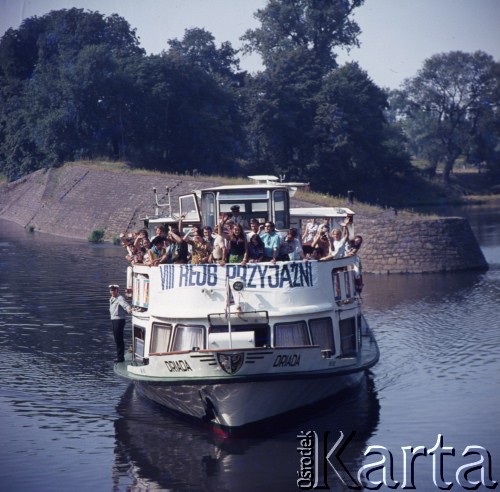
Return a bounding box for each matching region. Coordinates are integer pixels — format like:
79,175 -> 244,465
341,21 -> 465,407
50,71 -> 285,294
217,352 -> 245,375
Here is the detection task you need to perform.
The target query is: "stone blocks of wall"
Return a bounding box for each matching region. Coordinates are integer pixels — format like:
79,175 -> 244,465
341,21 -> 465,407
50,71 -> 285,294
356,216 -> 488,273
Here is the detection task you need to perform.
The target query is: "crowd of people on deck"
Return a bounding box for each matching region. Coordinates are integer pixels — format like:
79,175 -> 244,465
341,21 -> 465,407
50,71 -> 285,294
120,205 -> 363,267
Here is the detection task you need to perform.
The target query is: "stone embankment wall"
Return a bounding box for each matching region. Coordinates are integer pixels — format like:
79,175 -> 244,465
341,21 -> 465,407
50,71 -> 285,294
0,165 -> 488,274
355,216 -> 487,273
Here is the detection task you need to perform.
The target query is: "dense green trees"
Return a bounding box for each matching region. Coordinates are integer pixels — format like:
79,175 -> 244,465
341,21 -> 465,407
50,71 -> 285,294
393,51 -> 500,182
1,4 -> 497,198
241,0 -> 410,191
311,63 -> 410,190
241,0 -> 363,71
0,9 -> 242,178
0,9 -> 144,177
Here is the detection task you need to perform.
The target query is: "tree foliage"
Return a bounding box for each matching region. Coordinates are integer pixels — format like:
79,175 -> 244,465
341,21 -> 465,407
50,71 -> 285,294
241,0 -> 410,193
0,3 -> 446,200
167,28 -> 243,86
0,9 -> 244,178
0,9 -> 144,177
395,51 -> 500,182
242,0 -> 363,72
311,63 -> 410,190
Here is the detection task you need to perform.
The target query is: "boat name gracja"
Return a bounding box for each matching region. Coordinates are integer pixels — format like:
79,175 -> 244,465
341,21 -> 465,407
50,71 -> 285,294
114,176 -> 379,430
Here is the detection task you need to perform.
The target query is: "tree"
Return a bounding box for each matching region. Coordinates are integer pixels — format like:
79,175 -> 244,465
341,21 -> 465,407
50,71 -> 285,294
399,51 -> 500,183
311,63 -> 411,191
0,12 -> 246,179
241,0 -> 410,192
0,9 -> 144,177
117,53 -> 244,176
241,0 -> 366,181
166,28 -> 243,86
243,48 -> 324,179
387,89 -> 446,177
241,0 -> 364,73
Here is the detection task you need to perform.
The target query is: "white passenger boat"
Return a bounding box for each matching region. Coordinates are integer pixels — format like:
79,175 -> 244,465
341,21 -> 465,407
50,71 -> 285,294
114,181 -> 379,430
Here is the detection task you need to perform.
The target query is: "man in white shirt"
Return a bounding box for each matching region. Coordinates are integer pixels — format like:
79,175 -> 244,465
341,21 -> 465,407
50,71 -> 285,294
109,284 -> 132,363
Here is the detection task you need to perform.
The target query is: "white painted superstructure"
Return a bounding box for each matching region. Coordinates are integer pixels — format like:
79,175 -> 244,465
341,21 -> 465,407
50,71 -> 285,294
114,182 -> 379,429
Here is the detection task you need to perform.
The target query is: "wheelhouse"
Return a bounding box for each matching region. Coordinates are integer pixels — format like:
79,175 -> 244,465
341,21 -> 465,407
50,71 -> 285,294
143,183 -> 292,235
198,184 -> 290,230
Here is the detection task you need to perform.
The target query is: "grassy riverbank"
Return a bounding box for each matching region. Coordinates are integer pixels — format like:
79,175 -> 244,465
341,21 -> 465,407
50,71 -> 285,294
85,159 -> 500,209
3,159 -> 499,213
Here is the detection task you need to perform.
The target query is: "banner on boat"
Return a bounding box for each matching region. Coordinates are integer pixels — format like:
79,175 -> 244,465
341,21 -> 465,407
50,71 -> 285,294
158,262 -> 317,292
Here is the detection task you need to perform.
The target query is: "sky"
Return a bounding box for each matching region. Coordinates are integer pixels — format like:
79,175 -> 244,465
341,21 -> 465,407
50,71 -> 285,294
1,0 -> 499,89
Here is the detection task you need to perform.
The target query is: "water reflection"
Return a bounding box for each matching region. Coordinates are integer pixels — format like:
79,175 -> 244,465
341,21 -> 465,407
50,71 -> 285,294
362,270 -> 490,309
113,378 -> 380,491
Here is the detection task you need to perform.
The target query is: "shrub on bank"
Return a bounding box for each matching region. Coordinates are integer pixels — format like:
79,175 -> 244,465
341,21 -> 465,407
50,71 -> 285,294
88,228 -> 105,243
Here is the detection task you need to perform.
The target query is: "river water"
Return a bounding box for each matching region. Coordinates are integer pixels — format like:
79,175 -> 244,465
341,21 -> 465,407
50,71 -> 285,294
0,203 -> 499,491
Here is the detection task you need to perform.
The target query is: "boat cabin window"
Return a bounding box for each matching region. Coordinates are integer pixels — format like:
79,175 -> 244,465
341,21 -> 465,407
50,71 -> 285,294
150,323 -> 173,354
133,325 -> 146,361
274,321 -> 310,347
339,317 -> 357,356
309,317 -> 335,352
171,325 -> 205,352
132,274 -> 150,309
332,272 -> 340,300
209,324 -> 270,347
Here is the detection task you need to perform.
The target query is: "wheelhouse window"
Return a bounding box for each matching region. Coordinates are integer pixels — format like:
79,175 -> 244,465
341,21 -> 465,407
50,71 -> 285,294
274,321 -> 310,347
150,323 -> 173,354
309,318 -> 335,352
179,194 -> 201,223
201,192 -> 216,229
217,191 -> 271,226
339,317 -> 357,356
171,325 -> 205,352
272,190 -> 289,229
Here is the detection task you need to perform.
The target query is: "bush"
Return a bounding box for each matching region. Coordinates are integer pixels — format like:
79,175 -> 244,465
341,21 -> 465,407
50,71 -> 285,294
88,228 -> 105,243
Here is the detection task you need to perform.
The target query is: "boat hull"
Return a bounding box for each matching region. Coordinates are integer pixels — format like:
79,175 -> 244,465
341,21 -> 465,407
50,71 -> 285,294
135,371 -> 365,428
115,352 -> 375,429
115,322 -> 379,428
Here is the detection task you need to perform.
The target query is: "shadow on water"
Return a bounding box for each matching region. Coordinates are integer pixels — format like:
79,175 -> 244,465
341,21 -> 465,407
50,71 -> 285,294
113,376 -> 381,491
